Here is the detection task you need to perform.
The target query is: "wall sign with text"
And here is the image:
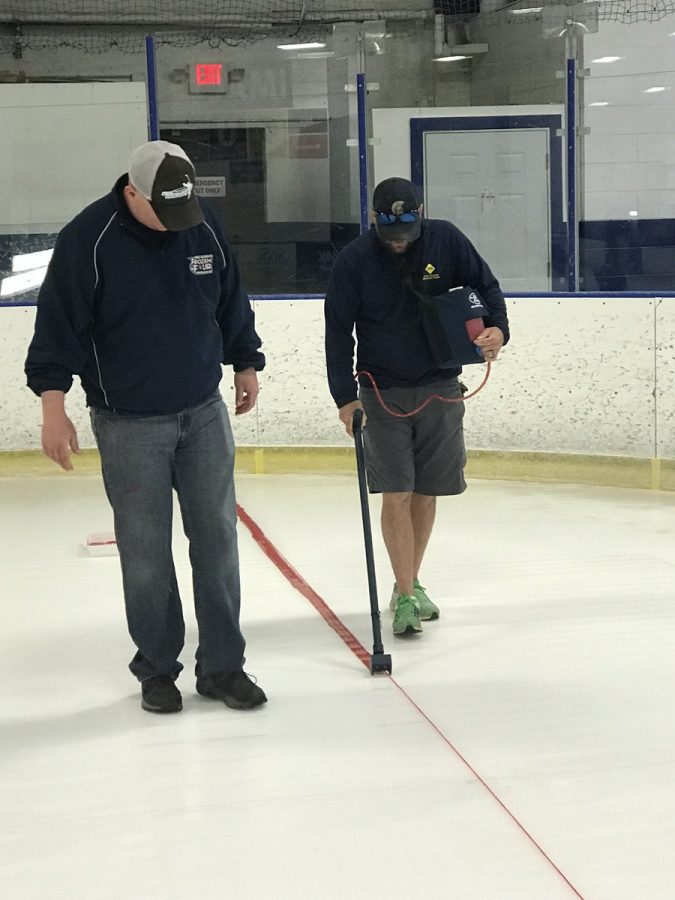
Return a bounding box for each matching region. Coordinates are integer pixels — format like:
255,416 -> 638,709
194,176 -> 226,198
189,63 -> 227,94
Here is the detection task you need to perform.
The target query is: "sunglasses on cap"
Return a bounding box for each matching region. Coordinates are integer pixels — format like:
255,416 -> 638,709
375,210 -> 420,225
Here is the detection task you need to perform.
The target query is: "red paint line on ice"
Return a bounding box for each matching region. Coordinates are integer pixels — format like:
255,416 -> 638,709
237,503 -> 586,900
388,680 -> 586,899
236,504 -> 371,668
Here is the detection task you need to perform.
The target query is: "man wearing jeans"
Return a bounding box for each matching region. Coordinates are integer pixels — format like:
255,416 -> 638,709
325,177 -> 509,636
25,140 -> 267,714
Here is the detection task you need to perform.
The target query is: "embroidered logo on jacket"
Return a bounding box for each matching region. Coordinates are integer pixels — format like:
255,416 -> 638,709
422,262 -> 440,281
188,254 -> 214,275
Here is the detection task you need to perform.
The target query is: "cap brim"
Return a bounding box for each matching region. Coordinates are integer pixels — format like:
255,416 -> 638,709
374,218 -> 421,243
152,197 -> 204,231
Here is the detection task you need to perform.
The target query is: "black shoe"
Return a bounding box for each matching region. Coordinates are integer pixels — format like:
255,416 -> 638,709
141,676 -> 183,713
196,671 -> 267,709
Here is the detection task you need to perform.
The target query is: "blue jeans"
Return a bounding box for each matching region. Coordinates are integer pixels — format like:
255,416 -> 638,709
90,392 -> 245,682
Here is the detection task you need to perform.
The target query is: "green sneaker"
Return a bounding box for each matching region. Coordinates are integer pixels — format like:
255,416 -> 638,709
413,579 -> 440,621
391,593 -> 423,635
391,580 -> 440,621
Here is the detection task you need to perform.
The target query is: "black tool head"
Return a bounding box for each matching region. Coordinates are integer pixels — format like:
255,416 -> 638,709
370,653 -> 392,675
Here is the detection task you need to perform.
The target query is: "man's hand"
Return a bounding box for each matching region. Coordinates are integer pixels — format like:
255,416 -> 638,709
338,400 -> 365,437
41,391 -> 80,471
234,368 -> 259,415
473,326 -> 504,361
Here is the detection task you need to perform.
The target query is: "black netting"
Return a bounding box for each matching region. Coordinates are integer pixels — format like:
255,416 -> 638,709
0,1 -> 333,51
435,0 -> 675,23
0,27 -> 329,53
592,0 -> 675,22
0,0 -> 315,22
0,0 -> 673,53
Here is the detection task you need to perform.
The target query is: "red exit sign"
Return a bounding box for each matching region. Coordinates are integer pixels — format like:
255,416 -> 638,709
195,63 -> 222,85
189,63 -> 227,93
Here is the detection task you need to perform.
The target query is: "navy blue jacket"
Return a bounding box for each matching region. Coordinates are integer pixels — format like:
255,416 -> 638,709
324,220 -> 509,407
25,176 -> 264,415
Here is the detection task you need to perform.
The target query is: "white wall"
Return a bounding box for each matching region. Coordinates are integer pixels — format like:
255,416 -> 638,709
582,19 -> 675,221
0,83 -> 148,233
4,294 -> 675,459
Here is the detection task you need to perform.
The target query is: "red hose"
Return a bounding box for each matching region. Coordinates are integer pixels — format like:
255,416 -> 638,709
355,363 -> 491,418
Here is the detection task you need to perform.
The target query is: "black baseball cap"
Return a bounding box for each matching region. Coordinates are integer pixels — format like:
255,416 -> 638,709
128,140 -> 204,231
372,177 -> 422,242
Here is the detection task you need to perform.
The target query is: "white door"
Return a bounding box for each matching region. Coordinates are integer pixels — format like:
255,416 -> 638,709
423,128 -> 550,292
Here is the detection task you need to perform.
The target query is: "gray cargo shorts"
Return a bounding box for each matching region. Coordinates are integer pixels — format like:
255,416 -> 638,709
359,377 -> 467,496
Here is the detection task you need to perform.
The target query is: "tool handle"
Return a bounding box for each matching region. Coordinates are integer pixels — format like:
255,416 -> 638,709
351,406 -> 384,656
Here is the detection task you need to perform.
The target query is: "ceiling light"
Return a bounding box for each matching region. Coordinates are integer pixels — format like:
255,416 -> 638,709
628,210 -> 639,217
644,86 -> 667,93
277,42 -> 326,50
591,56 -> 623,63
293,51 -> 334,59
588,101 -> 609,107
434,55 -> 469,62
511,7 -> 543,14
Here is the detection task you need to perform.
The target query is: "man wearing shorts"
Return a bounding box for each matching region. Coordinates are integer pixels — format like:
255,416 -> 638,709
324,177 -> 509,636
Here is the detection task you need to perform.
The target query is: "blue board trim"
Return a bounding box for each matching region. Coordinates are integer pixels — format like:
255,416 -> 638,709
145,36 -> 159,141
566,59 -> 577,291
356,73 -> 369,235
7,292 -> 675,309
